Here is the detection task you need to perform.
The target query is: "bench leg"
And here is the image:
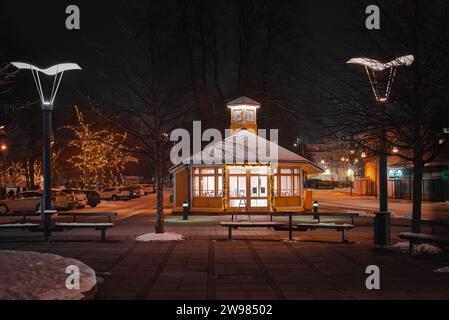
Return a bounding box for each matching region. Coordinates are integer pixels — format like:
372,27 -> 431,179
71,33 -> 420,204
342,229 -> 348,243
228,227 -> 232,240
101,229 -> 106,241
408,241 -> 414,256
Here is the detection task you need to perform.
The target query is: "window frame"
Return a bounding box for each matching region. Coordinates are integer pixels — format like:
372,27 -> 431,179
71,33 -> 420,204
192,167 -> 223,198
274,167 -> 302,197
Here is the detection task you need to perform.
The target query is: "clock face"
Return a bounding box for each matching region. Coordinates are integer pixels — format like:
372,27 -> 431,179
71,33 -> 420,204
246,110 -> 255,121
233,110 -> 243,122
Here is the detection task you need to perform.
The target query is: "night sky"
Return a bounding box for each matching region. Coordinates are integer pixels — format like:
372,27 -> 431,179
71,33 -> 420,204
0,0 -> 374,143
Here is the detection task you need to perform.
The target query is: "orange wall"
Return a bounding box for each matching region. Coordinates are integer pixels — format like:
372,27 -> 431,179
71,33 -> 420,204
365,160 -> 377,182
274,196 -> 301,208
175,169 -> 189,208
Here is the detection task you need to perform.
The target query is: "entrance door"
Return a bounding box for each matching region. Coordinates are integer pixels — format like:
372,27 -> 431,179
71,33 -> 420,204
227,166 -> 270,212
249,175 -> 268,211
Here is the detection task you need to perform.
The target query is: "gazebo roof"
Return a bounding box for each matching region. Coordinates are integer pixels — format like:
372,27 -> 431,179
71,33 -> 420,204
170,130 -> 323,174
227,96 -> 261,108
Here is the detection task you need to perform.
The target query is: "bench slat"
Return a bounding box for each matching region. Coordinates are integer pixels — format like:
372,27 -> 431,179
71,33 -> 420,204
0,223 -> 40,228
399,232 -> 449,244
220,222 -> 285,228
58,212 -> 117,217
55,223 -> 114,228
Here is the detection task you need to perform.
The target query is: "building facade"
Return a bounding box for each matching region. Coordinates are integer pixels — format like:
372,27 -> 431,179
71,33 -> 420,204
170,97 -> 322,213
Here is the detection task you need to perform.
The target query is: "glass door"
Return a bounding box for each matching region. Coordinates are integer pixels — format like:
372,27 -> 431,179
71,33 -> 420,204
249,175 -> 268,210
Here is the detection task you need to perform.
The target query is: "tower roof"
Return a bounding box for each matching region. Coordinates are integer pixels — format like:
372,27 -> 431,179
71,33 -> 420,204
227,96 -> 260,108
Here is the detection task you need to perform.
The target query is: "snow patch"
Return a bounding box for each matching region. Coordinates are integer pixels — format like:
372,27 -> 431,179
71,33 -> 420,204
433,267 -> 449,274
0,250 -> 97,300
357,211 -> 374,217
0,223 -> 39,227
135,232 -> 184,242
393,242 -> 442,254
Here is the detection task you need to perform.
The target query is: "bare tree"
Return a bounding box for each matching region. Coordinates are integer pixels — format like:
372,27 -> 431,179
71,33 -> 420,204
320,0 -> 449,232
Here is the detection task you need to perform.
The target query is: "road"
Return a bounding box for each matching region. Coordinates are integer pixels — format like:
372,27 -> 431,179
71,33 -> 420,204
313,189 -> 449,220
68,192 -> 173,221
68,189 -> 449,221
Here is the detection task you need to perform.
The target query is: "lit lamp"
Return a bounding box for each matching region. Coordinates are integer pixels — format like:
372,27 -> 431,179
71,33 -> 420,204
346,55 -> 414,247
392,147 -> 399,154
11,62 -> 81,240
1,144 -> 7,199
182,201 -> 190,220
347,55 -> 413,210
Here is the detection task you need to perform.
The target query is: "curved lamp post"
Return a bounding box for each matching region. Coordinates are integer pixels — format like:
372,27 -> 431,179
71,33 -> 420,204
346,55 -> 413,213
10,62 -> 81,239
347,55 -> 413,247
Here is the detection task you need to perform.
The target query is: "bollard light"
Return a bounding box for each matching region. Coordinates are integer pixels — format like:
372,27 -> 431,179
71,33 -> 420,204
183,201 -> 190,220
312,201 -> 319,219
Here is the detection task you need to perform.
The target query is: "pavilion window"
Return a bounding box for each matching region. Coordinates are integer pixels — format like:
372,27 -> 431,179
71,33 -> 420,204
192,167 -> 223,198
275,168 -> 301,197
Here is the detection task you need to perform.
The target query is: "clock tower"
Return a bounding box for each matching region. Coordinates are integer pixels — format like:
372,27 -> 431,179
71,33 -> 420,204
227,96 -> 260,134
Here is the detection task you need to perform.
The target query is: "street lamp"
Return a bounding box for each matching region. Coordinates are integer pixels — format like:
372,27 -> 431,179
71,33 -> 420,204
347,55 -> 413,213
1,144 -> 7,199
347,55 -> 413,247
11,62 -> 81,237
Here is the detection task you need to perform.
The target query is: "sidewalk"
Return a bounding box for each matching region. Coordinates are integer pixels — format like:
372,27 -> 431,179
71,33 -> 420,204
1,214 -> 448,300
313,189 -> 449,220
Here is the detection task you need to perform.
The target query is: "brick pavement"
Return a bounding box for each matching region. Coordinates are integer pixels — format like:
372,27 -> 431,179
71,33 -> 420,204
0,215 -> 448,300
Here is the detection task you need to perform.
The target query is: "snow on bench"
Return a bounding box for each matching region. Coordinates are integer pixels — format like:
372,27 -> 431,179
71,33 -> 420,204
398,232 -> 449,255
55,213 -> 117,241
0,223 -> 40,229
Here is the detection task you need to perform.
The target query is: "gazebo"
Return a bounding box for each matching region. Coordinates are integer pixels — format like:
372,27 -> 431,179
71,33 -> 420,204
170,97 -> 322,213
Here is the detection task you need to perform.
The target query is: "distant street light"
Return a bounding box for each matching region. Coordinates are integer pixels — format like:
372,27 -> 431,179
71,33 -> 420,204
392,147 -> 399,154
11,62 -> 81,238
1,144 -> 7,198
361,152 -> 367,158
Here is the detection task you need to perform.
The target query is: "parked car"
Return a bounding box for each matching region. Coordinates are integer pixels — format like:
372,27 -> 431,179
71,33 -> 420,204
83,190 -> 101,207
99,187 -> 132,201
135,184 -> 155,195
121,186 -> 140,199
63,189 -> 88,209
129,185 -> 145,197
0,190 -> 69,214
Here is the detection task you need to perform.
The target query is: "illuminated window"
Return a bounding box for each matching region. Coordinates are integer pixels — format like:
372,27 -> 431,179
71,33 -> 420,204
192,167 -> 223,198
246,110 -> 255,122
275,168 -> 302,197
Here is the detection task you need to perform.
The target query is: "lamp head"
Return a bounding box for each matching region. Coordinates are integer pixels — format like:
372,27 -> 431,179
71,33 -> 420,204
42,101 -> 53,111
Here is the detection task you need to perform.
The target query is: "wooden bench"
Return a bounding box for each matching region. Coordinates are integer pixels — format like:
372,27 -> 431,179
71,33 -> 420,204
56,212 -> 117,241
0,222 -> 40,231
314,212 -> 360,225
0,213 -> 42,234
295,223 -> 355,243
220,221 -> 286,240
399,232 -> 449,255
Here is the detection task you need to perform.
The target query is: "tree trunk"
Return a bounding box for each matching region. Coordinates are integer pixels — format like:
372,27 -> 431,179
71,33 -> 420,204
29,160 -> 35,189
411,160 -> 424,233
154,161 -> 165,234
